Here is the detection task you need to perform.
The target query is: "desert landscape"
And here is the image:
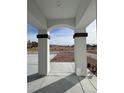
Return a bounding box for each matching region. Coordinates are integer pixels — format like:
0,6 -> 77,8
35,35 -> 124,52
27,42 -> 97,76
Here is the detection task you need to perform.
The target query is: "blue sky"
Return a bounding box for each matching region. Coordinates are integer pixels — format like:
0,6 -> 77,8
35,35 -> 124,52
27,24 -> 38,41
27,20 -> 96,45
50,27 -> 74,45
86,20 -> 96,44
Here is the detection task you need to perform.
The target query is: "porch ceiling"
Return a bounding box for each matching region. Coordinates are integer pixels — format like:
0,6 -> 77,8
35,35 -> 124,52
35,0 -> 88,19
27,0 -> 96,30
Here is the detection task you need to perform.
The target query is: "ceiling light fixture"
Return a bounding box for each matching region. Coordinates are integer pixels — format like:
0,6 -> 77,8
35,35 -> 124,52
57,0 -> 62,7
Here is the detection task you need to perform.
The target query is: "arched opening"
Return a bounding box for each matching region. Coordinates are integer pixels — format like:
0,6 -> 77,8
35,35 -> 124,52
48,25 -> 75,74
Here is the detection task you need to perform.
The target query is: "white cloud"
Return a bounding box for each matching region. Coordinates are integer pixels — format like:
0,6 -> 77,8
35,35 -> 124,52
50,36 -> 74,45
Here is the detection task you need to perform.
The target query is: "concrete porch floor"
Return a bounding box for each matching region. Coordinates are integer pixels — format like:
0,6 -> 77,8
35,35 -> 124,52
27,62 -> 97,93
27,54 -> 97,93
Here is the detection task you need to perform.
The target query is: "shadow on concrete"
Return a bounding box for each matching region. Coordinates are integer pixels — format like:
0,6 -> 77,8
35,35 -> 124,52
33,74 -> 85,93
27,73 -> 45,83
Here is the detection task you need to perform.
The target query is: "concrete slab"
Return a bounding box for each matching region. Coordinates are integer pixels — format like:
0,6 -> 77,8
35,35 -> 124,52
27,54 -> 57,76
27,54 -> 97,93
28,74 -> 97,93
33,74 -> 84,93
78,77 -> 96,93
27,76 -> 47,93
27,62 -> 75,76
27,65 -> 38,76
50,53 -> 57,60
87,69 -> 97,89
88,76 -> 97,89
27,53 -> 57,65
50,62 -> 75,73
27,54 -> 38,65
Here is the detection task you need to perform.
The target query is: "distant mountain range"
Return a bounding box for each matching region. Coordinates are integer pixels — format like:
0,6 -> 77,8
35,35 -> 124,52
50,44 -> 97,47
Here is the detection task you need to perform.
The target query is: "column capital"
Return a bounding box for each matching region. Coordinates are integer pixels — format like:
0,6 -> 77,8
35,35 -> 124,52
37,34 -> 50,39
73,33 -> 88,38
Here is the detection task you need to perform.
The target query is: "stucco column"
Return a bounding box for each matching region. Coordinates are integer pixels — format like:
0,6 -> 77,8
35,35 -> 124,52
37,30 -> 50,75
74,29 -> 88,76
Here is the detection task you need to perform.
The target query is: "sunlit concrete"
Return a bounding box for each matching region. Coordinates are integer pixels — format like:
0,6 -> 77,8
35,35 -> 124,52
27,67 -> 97,93
27,53 -> 97,93
27,53 -> 57,76
27,53 -> 97,76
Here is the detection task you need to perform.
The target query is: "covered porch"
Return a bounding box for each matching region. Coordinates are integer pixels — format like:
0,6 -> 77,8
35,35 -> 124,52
28,0 -> 96,76
27,0 -> 97,93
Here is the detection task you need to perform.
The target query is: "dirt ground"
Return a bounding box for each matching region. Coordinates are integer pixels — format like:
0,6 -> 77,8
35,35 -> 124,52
51,52 -> 74,62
